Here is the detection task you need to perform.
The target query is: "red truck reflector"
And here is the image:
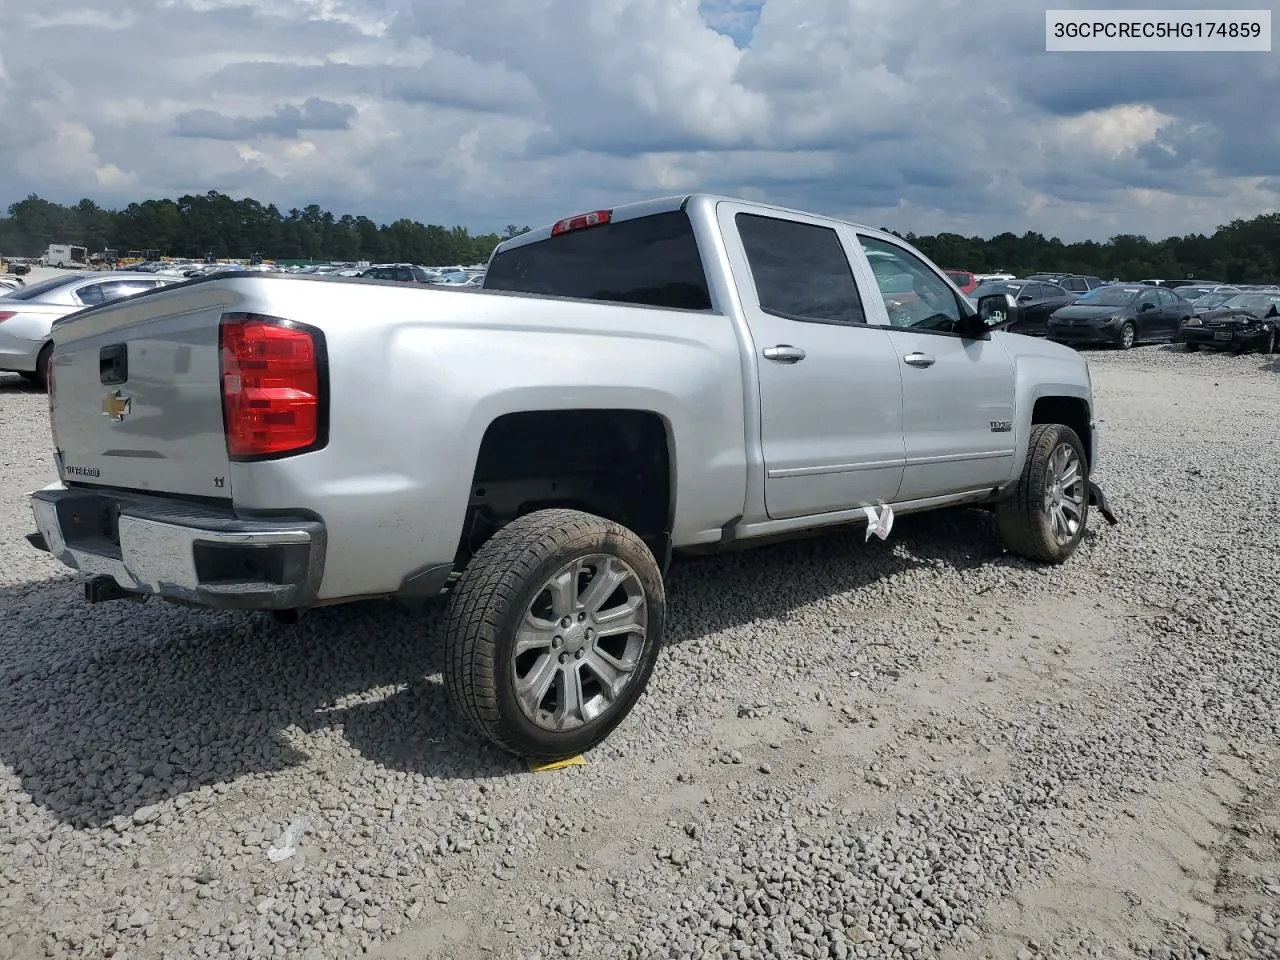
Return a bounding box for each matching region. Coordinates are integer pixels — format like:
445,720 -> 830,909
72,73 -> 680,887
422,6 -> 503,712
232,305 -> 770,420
550,209 -> 611,236
219,313 -> 327,460
0,312 -> 16,323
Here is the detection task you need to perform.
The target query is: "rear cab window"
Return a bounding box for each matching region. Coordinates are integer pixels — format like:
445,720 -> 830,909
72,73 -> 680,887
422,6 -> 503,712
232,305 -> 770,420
483,210 -> 713,310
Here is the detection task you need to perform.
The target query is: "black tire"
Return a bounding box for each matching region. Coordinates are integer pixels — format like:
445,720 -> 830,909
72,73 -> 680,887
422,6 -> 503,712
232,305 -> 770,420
1117,321 -> 1136,350
442,508 -> 665,761
1184,341 -> 1199,352
995,423 -> 1090,564
30,343 -> 53,391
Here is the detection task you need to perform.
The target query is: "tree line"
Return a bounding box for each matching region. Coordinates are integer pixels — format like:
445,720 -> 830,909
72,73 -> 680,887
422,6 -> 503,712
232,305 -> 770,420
3,190 -> 1280,282
0,192 -> 529,266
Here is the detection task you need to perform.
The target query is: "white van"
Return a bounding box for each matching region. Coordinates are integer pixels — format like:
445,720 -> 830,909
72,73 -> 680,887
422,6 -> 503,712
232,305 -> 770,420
42,244 -> 88,268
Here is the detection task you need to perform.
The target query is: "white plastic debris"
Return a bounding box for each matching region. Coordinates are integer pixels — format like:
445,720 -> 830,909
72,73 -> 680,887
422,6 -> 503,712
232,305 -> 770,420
267,818 -> 309,862
863,504 -> 895,542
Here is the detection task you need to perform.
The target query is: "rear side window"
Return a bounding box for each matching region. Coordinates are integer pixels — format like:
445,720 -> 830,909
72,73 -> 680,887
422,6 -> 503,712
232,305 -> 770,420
736,213 -> 866,324
77,283 -> 106,305
484,210 -> 712,310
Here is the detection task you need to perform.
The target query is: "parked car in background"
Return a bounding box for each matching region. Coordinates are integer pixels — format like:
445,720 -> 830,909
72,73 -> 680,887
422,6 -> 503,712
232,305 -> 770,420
1027,274 -> 1104,295
970,279 -> 1074,336
1177,283 -> 1235,302
1178,291 -> 1280,354
943,269 -> 978,295
1188,288 -> 1242,315
0,272 -> 176,388
360,264 -> 437,283
1139,279 -> 1220,289
1046,283 -> 1193,349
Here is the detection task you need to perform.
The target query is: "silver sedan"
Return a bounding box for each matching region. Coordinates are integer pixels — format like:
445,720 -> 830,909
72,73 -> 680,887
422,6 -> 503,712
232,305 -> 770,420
0,272 -> 177,388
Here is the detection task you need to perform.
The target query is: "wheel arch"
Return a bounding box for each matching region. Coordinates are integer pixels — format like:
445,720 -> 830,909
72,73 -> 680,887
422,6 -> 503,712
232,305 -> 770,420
460,407 -> 677,571
1030,394 -> 1092,473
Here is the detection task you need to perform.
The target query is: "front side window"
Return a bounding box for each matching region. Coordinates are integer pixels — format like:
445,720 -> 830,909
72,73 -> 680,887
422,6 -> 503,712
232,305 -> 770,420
858,235 -> 961,333
735,213 -> 866,325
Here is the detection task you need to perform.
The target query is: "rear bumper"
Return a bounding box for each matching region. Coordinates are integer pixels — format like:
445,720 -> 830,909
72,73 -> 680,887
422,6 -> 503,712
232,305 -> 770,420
28,484 -> 326,610
0,325 -> 41,372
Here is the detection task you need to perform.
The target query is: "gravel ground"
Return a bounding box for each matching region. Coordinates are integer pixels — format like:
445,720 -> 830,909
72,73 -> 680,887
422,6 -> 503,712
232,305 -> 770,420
0,343 -> 1277,960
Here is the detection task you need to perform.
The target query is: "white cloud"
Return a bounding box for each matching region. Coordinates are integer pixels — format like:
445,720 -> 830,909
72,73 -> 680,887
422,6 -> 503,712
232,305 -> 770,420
0,0 -> 1277,241
1052,104 -> 1174,158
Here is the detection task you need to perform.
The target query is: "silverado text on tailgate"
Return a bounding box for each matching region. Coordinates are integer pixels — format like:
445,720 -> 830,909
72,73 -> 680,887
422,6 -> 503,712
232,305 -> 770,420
28,194 -> 1118,762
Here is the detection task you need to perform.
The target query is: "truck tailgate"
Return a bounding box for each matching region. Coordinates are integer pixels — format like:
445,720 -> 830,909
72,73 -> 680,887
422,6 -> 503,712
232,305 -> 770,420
49,281 -> 236,499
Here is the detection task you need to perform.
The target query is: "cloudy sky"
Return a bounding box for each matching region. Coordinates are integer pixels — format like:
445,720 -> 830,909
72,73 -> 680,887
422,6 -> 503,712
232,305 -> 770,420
1,0 -> 1277,241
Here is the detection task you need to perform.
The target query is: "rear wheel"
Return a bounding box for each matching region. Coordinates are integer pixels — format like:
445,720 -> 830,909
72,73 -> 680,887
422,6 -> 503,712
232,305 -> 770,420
995,424 -> 1090,564
442,508 -> 665,761
21,343 -> 53,390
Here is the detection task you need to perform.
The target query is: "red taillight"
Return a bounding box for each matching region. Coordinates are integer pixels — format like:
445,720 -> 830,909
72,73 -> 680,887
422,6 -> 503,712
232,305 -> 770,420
219,313 -> 326,460
550,209 -> 611,236
0,311 -> 16,323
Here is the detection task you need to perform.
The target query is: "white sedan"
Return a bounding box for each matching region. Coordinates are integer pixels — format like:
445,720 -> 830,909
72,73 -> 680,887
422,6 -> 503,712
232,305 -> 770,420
0,272 -> 176,388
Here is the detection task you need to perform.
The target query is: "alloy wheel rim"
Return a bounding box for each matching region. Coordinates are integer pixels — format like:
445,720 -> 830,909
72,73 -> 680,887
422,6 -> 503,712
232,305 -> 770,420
512,554 -> 647,732
1043,442 -> 1086,547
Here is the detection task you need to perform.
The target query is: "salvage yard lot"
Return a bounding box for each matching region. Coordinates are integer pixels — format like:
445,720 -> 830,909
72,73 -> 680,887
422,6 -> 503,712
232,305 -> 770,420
0,349 -> 1277,960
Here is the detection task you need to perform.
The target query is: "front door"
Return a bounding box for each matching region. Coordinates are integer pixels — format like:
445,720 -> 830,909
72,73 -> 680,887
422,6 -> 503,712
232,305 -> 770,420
718,203 -> 907,521
854,233 -> 1017,501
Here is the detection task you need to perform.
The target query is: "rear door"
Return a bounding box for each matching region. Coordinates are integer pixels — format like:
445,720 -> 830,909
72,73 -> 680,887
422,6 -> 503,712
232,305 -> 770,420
1155,288 -> 1186,337
1019,283 -> 1050,335
1038,283 -> 1074,334
1134,287 -> 1162,339
716,203 -> 906,520
852,233 -> 1016,501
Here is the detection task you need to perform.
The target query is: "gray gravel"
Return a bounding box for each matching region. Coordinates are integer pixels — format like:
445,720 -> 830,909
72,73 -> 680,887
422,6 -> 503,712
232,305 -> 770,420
1,342 -> 1277,960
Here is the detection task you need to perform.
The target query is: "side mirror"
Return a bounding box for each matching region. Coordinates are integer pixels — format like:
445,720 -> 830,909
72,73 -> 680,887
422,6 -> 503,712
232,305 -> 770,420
1139,301 -> 1155,311
976,292 -> 1019,332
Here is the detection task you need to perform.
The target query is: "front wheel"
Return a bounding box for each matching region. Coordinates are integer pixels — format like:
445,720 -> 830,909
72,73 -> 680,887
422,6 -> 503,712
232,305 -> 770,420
1117,321 -> 1136,350
995,424 -> 1090,564
442,508 -> 666,761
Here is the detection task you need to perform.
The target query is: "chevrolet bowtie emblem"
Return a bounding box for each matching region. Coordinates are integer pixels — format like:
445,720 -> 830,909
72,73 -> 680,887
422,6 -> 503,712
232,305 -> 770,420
102,390 -> 132,421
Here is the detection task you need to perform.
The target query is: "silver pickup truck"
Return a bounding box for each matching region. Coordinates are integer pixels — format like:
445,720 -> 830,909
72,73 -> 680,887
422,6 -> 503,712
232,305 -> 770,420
27,194 -> 1117,761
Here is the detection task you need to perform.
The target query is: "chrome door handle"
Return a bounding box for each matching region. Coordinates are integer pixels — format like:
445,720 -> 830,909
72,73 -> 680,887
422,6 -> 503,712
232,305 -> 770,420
762,345 -> 806,364
903,352 -> 935,367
